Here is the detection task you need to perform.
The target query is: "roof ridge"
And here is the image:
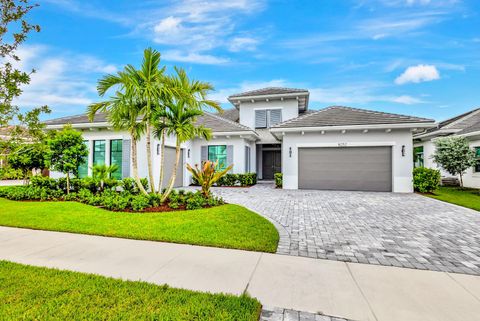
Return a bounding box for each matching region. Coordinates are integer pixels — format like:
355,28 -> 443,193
229,87 -> 309,98
443,108 -> 480,129
329,105 -> 432,121
43,112 -> 98,124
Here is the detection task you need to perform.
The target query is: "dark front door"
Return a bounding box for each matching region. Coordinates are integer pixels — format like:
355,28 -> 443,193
262,150 -> 281,179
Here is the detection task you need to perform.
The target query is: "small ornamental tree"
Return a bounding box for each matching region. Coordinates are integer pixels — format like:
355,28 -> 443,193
45,125 -> 88,193
8,143 -> 48,182
432,136 -> 476,187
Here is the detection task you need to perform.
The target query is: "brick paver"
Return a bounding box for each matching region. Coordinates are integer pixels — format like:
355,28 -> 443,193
201,184 -> 480,275
260,307 -> 353,321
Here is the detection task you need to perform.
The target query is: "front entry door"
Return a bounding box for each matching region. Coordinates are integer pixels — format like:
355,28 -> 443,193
262,150 -> 281,179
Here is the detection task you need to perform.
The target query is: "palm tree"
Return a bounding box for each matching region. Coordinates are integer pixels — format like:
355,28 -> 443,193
89,48 -> 166,193
92,163 -> 119,191
155,67 -> 221,195
153,100 -> 212,202
87,93 -> 148,195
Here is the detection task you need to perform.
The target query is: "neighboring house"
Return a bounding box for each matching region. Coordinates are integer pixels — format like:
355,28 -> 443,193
414,108 -> 480,188
44,87 -> 434,192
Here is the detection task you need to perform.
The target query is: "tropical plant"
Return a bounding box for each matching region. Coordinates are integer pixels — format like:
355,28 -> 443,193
432,136 -> 476,187
154,67 -> 221,195
274,173 -> 283,188
154,100 -> 212,202
45,125 -> 88,193
186,161 -> 233,197
87,48 -> 167,194
92,164 -> 119,191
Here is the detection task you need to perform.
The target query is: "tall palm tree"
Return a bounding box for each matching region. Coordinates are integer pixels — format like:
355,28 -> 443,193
153,100 -> 211,202
155,67 -> 221,194
87,93 -> 148,195
89,48 -> 166,192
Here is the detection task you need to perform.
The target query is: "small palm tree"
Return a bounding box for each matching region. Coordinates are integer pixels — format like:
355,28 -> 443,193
155,67 -> 221,195
154,100 -> 212,202
89,48 -> 166,193
92,164 -> 119,191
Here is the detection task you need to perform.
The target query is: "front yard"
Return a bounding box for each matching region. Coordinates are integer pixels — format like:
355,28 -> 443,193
423,186 -> 480,211
0,198 -> 279,253
0,260 -> 261,320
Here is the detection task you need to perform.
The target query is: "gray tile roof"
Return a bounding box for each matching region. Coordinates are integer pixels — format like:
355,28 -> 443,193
216,108 -> 239,122
43,111 -> 253,133
195,112 -> 252,132
426,108 -> 480,135
228,87 -> 309,98
272,106 -> 434,129
43,113 -> 108,126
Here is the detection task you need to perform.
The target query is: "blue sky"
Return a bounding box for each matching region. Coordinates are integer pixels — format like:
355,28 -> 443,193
16,0 -> 480,121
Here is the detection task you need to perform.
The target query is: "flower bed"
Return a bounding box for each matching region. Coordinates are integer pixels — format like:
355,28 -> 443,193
0,176 -> 224,212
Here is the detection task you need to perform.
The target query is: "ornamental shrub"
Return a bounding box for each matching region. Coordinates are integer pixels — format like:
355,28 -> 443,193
131,194 -> 151,211
413,167 -> 441,193
274,173 -> 283,188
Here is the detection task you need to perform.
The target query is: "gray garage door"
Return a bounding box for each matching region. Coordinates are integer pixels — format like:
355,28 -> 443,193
162,147 -> 184,188
298,146 -> 392,192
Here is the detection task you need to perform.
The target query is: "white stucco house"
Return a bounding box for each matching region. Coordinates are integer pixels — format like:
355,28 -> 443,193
414,108 -> 480,188
44,87 -> 435,193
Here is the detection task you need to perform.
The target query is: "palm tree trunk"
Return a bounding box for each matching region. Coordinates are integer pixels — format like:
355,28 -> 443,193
145,124 -> 155,192
161,138 -> 181,202
131,136 -> 148,195
66,172 -> 70,194
157,129 -> 166,194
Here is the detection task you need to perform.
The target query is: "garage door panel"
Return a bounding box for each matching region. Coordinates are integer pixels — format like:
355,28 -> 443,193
298,147 -> 392,192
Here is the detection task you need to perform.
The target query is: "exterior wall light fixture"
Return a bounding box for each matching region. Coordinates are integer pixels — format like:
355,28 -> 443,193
401,145 -> 405,157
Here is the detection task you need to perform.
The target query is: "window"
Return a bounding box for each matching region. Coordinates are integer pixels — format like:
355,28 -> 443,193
77,140 -> 89,178
475,147 -> 480,172
93,140 -> 105,166
255,109 -> 282,128
413,146 -> 424,168
110,139 -> 123,179
208,145 -> 227,170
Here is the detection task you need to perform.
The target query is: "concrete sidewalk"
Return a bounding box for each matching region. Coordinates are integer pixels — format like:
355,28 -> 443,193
1,226 -> 479,321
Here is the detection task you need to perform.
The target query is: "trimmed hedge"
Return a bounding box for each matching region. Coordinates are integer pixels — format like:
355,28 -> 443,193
274,173 -> 282,188
413,167 -> 441,193
216,173 -> 257,187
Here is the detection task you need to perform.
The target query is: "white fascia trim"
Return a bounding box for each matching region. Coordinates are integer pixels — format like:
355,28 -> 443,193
211,130 -> 258,137
296,141 -> 397,148
270,122 -> 435,133
228,92 -> 308,102
45,122 -> 109,130
458,131 -> 480,138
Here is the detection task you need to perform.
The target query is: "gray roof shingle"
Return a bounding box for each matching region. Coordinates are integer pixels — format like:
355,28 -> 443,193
272,106 -> 434,129
419,108 -> 480,136
44,111 -> 253,133
216,108 -> 239,122
228,87 -> 309,98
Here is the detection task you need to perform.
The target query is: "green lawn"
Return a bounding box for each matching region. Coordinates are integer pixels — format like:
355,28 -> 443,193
0,260 -> 261,320
423,186 -> 480,211
0,198 -> 279,252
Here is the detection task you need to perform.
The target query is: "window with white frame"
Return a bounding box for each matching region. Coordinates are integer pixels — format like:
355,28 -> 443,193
255,109 -> 282,128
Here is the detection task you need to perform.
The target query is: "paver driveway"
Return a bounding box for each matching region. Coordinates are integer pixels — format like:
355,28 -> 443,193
207,184 -> 480,275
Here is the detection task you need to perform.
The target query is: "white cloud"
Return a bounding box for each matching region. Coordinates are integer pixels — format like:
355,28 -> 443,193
391,95 -> 425,104
11,45 -> 117,115
162,50 -> 229,65
229,37 -> 259,52
395,64 -> 440,84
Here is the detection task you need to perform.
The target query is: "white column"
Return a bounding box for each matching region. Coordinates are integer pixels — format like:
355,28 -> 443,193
87,140 -> 94,177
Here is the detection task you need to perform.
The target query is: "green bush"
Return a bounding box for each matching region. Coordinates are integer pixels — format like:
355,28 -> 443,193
216,173 -> 257,187
0,166 -> 26,180
131,194 -> 151,211
413,167 -> 441,193
30,176 -> 58,190
274,173 -> 282,188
